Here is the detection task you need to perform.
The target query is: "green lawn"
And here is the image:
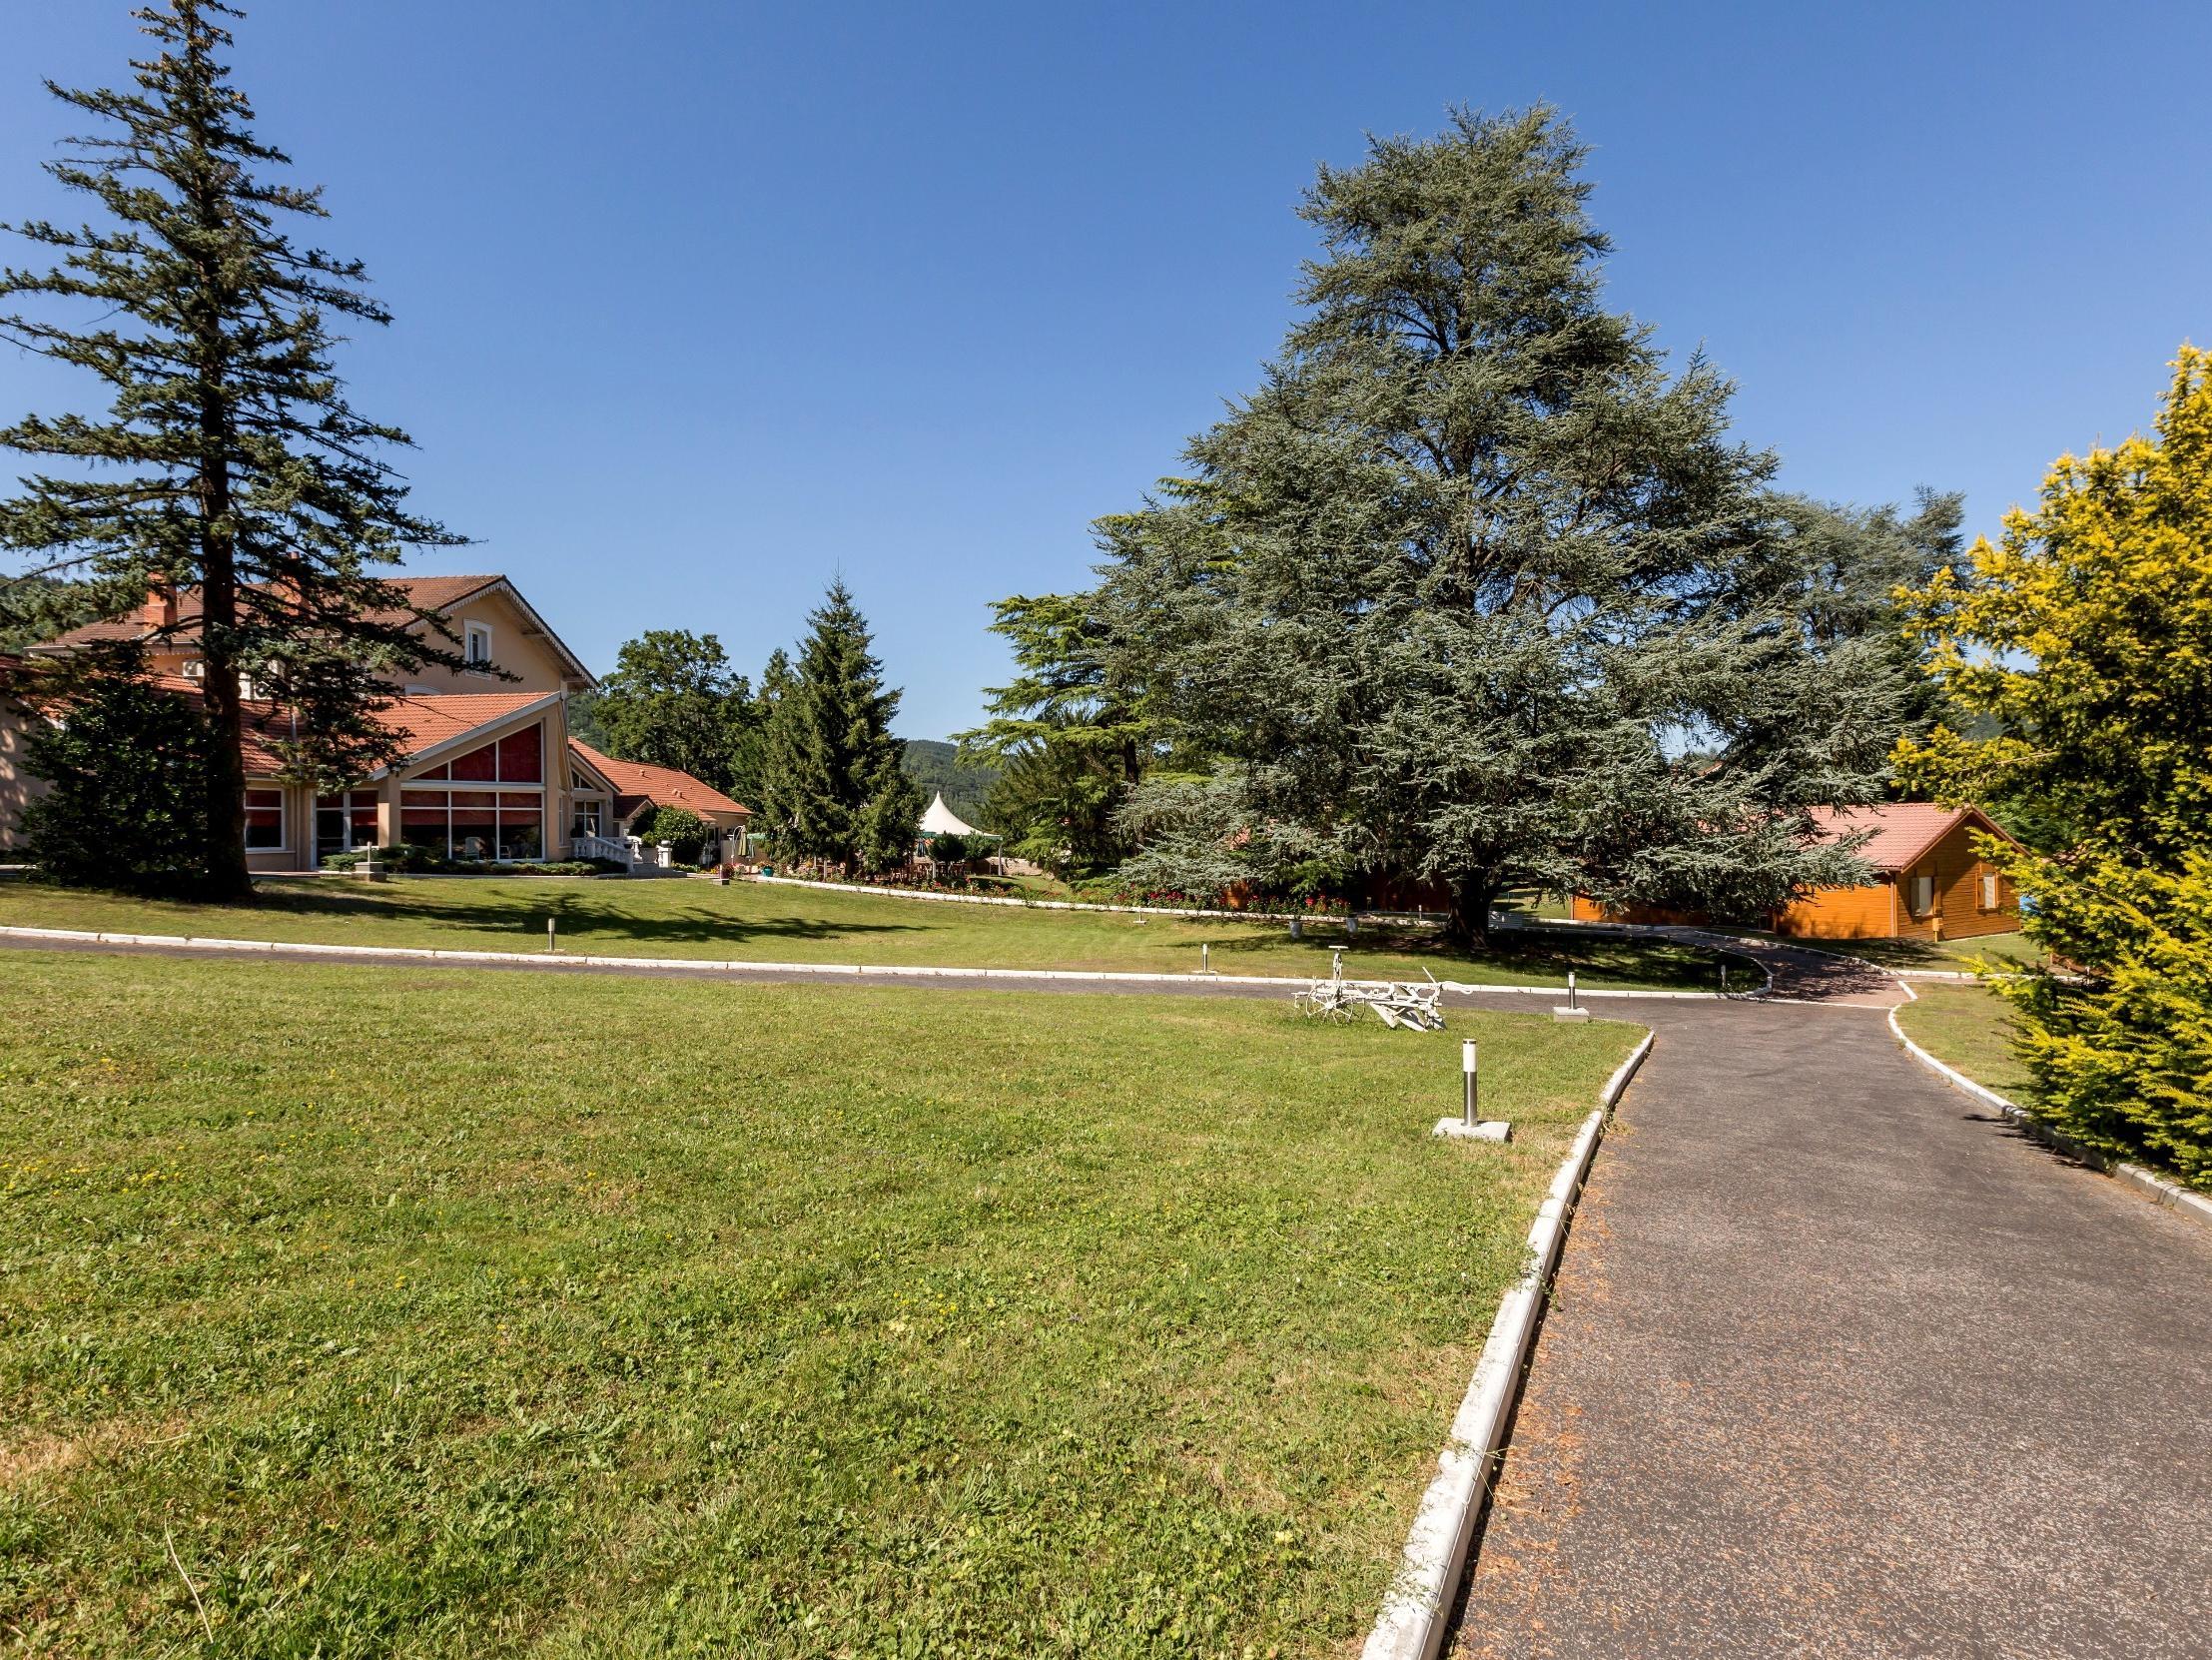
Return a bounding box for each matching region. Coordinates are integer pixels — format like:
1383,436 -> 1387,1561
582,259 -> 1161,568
0,875 -> 1745,990
1893,981 -> 2036,1103
0,951 -> 1641,1657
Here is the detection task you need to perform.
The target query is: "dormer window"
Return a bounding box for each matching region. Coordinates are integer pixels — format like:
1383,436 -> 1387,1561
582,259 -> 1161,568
465,621 -> 493,667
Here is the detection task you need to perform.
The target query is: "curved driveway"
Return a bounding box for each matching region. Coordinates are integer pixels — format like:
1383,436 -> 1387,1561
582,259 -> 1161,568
1448,944 -> 2212,1660
5,933 -> 2208,1655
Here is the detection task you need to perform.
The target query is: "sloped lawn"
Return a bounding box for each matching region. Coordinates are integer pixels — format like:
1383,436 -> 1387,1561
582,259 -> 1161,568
1892,980 -> 2037,1103
0,951 -> 1641,1657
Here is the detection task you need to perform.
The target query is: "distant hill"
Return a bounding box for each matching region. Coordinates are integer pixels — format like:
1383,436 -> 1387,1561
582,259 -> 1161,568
901,739 -> 999,823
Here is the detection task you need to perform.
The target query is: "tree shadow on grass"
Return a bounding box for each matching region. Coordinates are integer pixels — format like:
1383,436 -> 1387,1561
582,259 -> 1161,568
249,883 -> 922,949
1195,920 -> 1729,990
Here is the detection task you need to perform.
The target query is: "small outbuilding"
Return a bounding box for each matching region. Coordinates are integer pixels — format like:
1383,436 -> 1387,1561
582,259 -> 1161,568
1573,802 -> 2022,942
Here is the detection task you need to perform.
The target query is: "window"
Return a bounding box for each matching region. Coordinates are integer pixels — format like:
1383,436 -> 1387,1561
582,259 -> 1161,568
315,789 -> 380,863
1908,873 -> 1935,918
464,621 -> 492,667
396,723 -> 546,861
244,788 -> 285,850
1981,871 -> 2000,911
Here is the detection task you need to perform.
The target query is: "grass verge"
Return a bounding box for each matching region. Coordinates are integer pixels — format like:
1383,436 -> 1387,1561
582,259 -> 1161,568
0,951 -> 1640,1656
1722,928 -> 2046,972
1893,981 -> 2035,1104
0,876 -> 1744,990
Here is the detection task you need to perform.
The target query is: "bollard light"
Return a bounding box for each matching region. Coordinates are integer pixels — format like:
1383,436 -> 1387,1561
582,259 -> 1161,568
1568,969 -> 1578,1011
1201,942 -> 1211,974
1462,1038 -> 1479,1126
546,917 -> 555,953
1332,947 -> 1344,980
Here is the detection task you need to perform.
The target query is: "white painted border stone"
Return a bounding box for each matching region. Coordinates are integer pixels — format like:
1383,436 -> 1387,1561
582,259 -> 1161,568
1888,983 -> 2212,1230
1361,1030 -> 1656,1660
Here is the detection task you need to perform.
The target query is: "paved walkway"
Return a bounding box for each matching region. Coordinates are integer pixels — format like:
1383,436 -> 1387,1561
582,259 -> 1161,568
1448,987 -> 2212,1659
6,932 -> 2208,1654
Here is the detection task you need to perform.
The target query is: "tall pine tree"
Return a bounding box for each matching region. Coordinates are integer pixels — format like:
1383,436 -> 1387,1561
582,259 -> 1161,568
0,1 -> 466,898
758,582 -> 920,871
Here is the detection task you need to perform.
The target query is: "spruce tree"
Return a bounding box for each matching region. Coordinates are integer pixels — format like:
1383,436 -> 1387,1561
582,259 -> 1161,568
1037,107 -> 1906,938
0,1 -> 466,898
758,582 -> 918,870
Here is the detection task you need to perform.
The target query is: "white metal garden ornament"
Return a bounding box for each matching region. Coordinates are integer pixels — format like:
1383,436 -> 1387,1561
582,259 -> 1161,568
1295,963 -> 1447,1031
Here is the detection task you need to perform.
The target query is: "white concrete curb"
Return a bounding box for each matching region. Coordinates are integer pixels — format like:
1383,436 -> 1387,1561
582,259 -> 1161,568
0,925 -> 1747,1000
1888,984 -> 2212,1230
1361,1030 -> 1656,1660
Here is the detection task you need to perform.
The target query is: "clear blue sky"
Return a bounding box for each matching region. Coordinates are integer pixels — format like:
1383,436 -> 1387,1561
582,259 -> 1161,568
4,1 -> 2208,737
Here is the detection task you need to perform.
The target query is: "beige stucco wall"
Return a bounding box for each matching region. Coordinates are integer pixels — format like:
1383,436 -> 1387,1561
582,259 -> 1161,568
387,586 -> 586,697
136,584 -> 587,699
0,694 -> 52,852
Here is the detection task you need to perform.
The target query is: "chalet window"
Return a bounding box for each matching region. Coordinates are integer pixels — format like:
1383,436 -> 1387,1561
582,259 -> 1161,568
1980,871 -> 1999,910
464,621 -> 492,666
1908,873 -> 1935,917
244,788 -> 285,850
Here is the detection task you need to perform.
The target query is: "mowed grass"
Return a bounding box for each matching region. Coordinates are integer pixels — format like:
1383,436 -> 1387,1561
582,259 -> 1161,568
0,876 -> 1743,990
1738,928 -> 2046,972
0,952 -> 1642,1657
1893,981 -> 2036,1103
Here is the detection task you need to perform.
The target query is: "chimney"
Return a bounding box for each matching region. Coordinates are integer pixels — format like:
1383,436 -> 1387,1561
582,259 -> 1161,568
142,579 -> 178,631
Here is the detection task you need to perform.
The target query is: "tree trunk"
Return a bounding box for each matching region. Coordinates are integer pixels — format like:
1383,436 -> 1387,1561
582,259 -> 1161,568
195,375 -> 252,900
1447,870 -> 1497,948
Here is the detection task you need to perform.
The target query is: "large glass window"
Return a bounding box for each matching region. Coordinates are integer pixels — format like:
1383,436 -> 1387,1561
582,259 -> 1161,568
496,728 -> 542,782
450,791 -> 497,861
497,801 -> 543,860
400,790 -> 448,856
245,788 -> 285,850
395,724 -> 547,861
315,789 -> 380,863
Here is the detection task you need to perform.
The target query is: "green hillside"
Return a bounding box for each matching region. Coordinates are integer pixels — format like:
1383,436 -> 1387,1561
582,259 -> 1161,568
902,737 -> 999,821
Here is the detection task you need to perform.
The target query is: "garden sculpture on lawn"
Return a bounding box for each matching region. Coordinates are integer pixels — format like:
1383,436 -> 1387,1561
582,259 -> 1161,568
1295,964 -> 1447,1031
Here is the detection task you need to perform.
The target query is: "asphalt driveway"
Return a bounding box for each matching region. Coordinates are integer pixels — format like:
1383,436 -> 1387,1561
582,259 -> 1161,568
1447,989 -> 2212,1659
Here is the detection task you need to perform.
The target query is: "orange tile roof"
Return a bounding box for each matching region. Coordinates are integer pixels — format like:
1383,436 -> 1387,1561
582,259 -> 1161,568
33,576 -> 505,652
149,680 -> 551,776
1806,803 -> 2013,871
569,738 -> 750,819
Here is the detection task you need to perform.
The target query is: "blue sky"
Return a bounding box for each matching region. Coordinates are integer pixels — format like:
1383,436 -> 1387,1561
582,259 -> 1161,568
3,1 -> 2208,737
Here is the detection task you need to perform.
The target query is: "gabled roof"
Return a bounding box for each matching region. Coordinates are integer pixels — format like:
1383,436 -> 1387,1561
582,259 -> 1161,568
919,790 -> 979,837
567,738 -> 750,820
27,574 -> 598,689
136,679 -> 557,778
1807,803 -> 2017,872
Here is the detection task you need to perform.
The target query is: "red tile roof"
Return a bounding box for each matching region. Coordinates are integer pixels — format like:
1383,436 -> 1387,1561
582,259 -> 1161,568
569,738 -> 750,819
138,678 -> 553,777
1806,803 -> 2014,871
32,576 -> 505,652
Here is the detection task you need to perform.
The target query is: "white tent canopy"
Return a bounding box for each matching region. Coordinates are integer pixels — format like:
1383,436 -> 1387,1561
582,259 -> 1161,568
918,791 -> 979,838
